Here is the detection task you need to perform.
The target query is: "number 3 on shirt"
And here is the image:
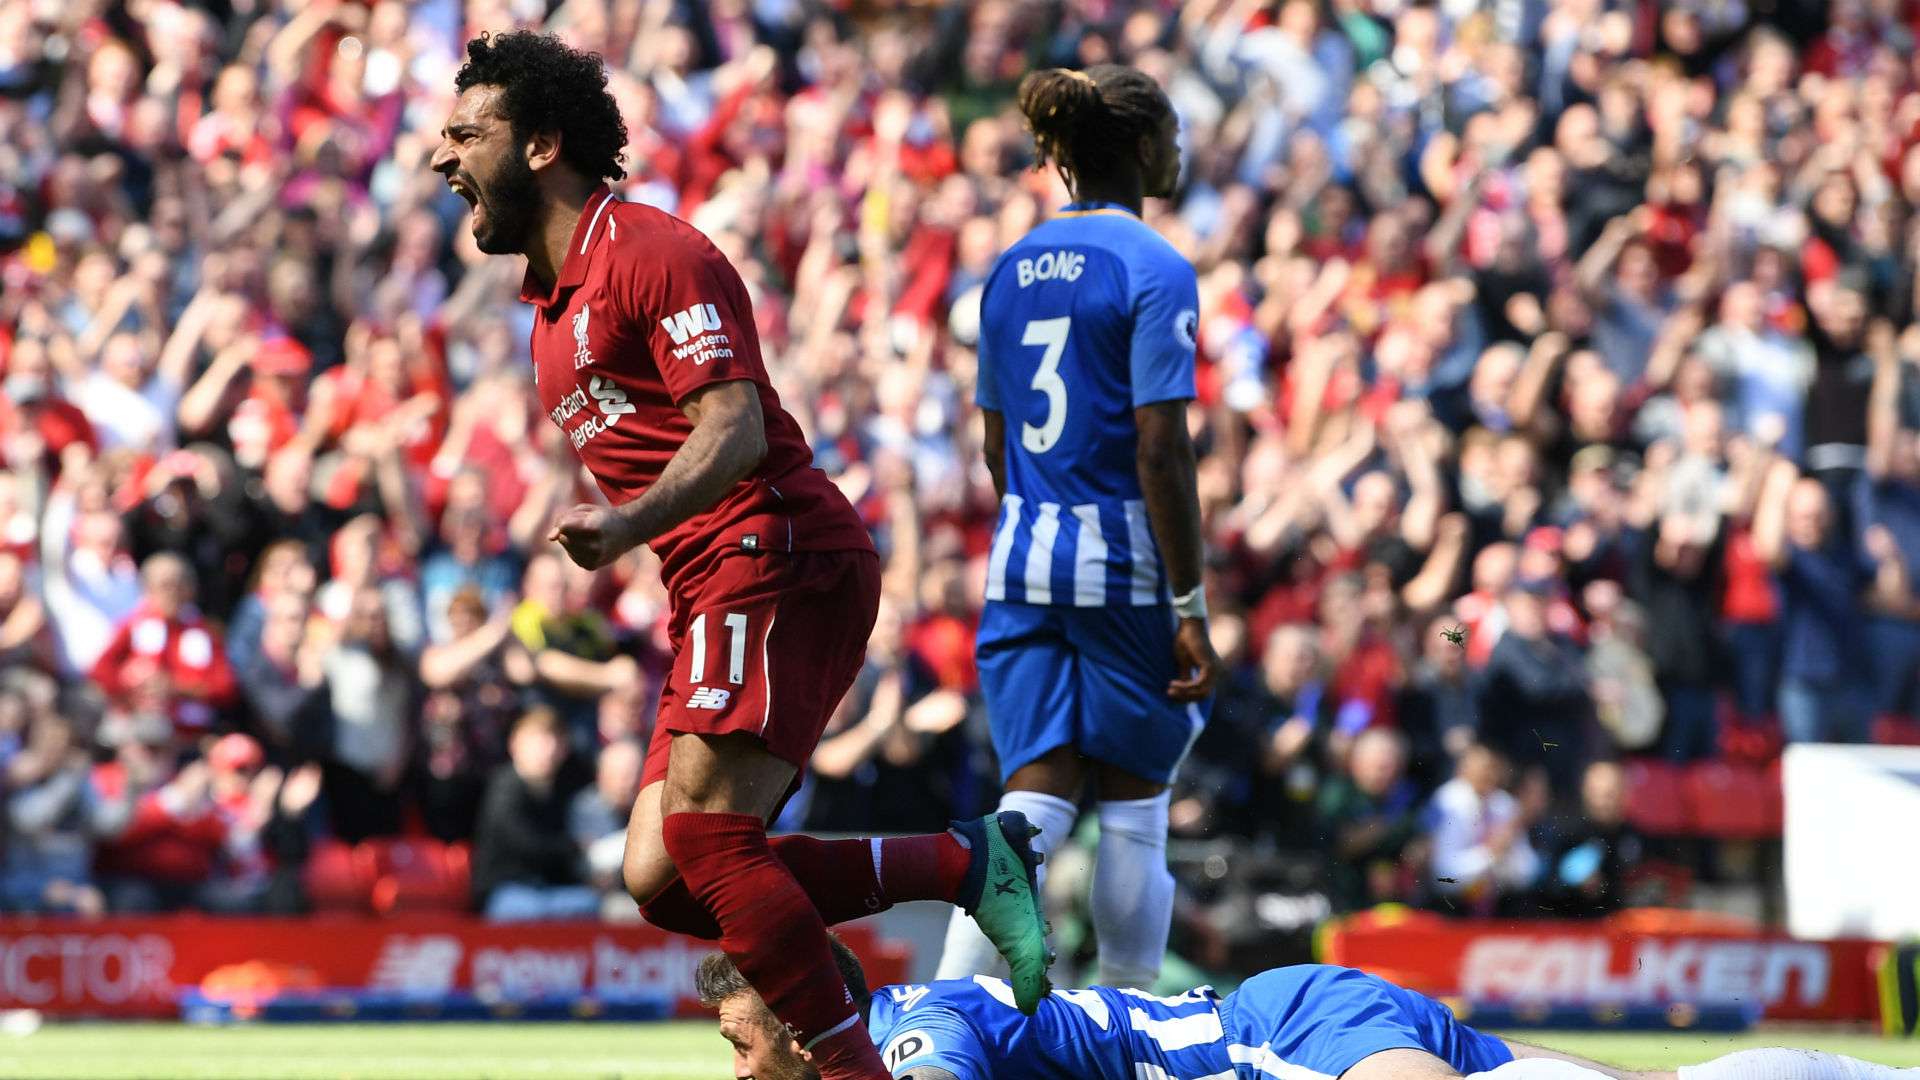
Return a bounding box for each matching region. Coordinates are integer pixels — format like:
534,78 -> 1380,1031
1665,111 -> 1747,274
1020,316 -> 1071,453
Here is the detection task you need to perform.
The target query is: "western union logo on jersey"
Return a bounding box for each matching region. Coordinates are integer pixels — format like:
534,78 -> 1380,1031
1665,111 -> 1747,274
661,303 -> 722,345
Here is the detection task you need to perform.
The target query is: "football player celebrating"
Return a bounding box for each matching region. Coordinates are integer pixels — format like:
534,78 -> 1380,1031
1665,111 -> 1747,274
431,32 -> 1050,1080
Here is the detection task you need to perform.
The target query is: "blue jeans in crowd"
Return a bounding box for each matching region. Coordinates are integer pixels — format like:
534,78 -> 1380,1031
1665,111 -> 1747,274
1659,682 -> 1720,761
1778,678 -> 1873,745
1723,622 -> 1780,719
1868,618 -> 1920,717
483,882 -> 603,922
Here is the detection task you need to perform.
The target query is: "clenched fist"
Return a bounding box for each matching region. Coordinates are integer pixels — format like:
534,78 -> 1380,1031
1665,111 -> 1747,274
549,505 -> 640,570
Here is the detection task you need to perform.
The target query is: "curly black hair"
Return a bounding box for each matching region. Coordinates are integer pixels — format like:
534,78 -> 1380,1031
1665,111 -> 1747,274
455,31 -> 628,183
1019,65 -> 1171,197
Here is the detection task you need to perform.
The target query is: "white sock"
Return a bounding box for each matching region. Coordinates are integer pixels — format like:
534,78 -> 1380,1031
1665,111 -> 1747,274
1465,1063 -> 1613,1079
1092,791 -> 1174,990
1679,1049 -> 1920,1080
932,790 -> 1078,982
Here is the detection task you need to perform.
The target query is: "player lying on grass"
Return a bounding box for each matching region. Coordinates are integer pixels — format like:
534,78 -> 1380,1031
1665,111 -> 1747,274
698,939 -> 1916,1080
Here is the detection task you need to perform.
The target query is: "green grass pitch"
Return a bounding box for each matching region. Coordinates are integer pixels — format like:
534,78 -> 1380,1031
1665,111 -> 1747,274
0,1022 -> 1916,1079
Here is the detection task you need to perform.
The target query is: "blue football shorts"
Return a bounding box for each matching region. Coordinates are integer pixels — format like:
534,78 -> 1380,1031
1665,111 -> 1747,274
1218,965 -> 1515,1077
975,600 -> 1210,785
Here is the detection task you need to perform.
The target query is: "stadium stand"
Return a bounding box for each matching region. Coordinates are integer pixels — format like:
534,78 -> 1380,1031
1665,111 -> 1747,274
0,0 -> 1911,993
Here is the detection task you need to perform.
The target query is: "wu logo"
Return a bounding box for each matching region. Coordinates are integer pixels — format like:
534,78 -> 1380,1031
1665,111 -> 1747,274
572,304 -> 596,369
660,302 -> 721,345
686,687 -> 732,711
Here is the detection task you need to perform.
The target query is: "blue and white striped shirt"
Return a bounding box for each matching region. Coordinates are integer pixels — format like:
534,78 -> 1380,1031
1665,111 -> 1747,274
976,203 -> 1200,608
867,977 -> 1236,1080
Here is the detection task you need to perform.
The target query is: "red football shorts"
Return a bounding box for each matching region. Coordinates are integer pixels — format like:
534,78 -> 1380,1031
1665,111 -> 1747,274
641,548 -> 881,789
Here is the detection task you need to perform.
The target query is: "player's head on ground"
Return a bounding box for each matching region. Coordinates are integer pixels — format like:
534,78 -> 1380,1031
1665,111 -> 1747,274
432,31 -> 628,255
1017,64 -> 1179,203
696,936 -> 870,1080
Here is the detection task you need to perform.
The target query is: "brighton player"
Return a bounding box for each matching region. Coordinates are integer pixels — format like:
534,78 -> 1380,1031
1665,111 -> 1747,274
936,64 -> 1220,991
701,941 -> 1919,1080
430,33 -> 1049,1080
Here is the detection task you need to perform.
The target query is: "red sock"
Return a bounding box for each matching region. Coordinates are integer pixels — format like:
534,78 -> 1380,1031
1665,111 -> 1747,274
641,832 -> 969,938
877,831 -> 972,905
660,812 -> 888,1080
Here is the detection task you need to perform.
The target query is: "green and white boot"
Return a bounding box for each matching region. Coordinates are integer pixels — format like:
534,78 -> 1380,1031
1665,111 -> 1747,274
952,811 -> 1054,1013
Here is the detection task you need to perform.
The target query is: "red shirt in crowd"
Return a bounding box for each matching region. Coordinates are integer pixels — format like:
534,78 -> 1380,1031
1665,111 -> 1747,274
1720,526 -> 1780,624
523,188 -> 873,601
90,601 -> 238,733
89,762 -> 226,885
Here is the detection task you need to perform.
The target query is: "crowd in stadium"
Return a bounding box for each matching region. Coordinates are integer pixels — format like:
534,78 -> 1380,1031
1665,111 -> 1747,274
0,0 -> 1911,934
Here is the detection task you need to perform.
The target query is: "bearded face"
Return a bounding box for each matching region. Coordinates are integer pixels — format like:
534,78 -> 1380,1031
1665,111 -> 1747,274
434,85 -> 543,256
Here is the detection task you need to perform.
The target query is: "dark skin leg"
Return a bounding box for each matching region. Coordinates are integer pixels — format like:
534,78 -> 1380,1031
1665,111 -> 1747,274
1006,746 -> 1167,803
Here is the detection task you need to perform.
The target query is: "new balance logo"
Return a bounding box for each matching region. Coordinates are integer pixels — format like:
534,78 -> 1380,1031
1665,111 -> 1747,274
686,687 -> 732,711
660,302 -> 722,345
369,935 -> 463,992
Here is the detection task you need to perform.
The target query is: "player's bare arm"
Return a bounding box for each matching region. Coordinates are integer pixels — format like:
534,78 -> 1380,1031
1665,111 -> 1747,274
979,408 -> 1007,500
1134,399 -> 1220,701
549,379 -> 767,569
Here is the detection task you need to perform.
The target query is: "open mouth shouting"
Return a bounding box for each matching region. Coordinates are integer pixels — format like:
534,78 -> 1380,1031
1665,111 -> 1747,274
449,175 -> 481,227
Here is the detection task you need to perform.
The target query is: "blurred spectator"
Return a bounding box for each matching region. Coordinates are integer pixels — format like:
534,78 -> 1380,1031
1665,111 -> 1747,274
1426,744 -> 1542,916
198,733 -> 311,914
1861,340 -> 1920,718
247,448 -> 344,574
510,552 -> 635,748
570,737 -> 643,911
1582,583 -> 1666,756
318,586 -> 415,840
89,713 -> 226,912
314,516 -> 425,654
0,0 -> 1914,924
1542,759 -> 1646,917
472,708 -> 597,922
1753,458 -> 1900,742
420,507 -> 519,645
39,499 -> 143,677
3,710 -> 105,915
1475,583 -> 1595,789
1181,624 -> 1337,843
416,586 -> 531,841
120,446 -> 264,618
226,538 -> 318,677
89,552 -> 236,736
1398,615 -> 1477,788
235,591 -> 327,761
1621,440 -> 1727,759
1314,728 -> 1421,911
0,549 -> 48,671
802,596 -> 976,835
1577,214 -> 1676,384
1696,283 -> 1813,458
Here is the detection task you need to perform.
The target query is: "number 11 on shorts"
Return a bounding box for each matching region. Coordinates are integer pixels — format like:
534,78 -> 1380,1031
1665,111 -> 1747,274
688,611 -> 750,685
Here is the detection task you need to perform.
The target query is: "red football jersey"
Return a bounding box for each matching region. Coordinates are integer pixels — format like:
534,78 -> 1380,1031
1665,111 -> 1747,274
522,188 -> 873,598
